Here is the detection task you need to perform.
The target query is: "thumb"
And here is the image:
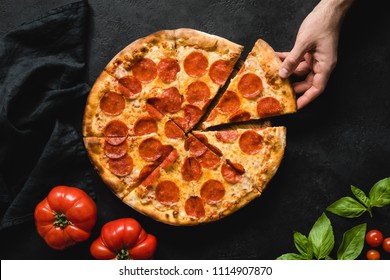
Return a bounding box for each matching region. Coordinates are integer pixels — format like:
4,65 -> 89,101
279,41 -> 309,78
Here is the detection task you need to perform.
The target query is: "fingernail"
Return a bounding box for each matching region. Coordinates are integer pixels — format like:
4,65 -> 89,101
279,67 -> 289,78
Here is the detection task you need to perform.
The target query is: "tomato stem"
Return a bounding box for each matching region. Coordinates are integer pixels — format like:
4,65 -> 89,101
53,212 -> 70,228
116,248 -> 130,260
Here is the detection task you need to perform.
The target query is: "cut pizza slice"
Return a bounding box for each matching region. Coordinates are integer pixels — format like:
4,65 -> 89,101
123,131 -> 263,225
202,39 -> 296,129
192,127 -> 286,193
168,28 -> 243,132
83,70 -> 187,138
84,133 -> 178,199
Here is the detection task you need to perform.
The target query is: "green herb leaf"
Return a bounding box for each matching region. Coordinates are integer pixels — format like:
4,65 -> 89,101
369,177 -> 390,207
276,253 -> 308,260
308,213 -> 334,260
337,223 -> 367,260
326,197 -> 367,218
293,232 -> 313,259
351,185 -> 370,208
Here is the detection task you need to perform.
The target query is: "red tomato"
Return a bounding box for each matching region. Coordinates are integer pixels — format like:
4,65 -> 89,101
366,249 -> 381,260
365,229 -> 384,247
90,218 -> 157,260
383,237 -> 390,253
34,186 -> 97,250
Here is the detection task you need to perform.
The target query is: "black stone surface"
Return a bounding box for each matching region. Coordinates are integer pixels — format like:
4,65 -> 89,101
1,0 -> 389,260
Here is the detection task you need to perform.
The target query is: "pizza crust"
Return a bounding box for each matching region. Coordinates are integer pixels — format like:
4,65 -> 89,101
83,137 -> 129,198
105,29 -> 176,76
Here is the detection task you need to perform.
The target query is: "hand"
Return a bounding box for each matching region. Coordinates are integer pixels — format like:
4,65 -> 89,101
278,0 -> 354,109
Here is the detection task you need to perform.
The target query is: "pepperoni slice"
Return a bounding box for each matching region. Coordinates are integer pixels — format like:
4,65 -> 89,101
257,97 -> 283,117
104,140 -> 128,159
200,179 -> 225,204
108,154 -> 133,177
192,133 -> 209,145
217,90 -> 240,115
229,110 -> 251,123
184,105 -> 202,131
186,81 -> 210,105
146,101 -> 164,120
185,196 -> 205,219
226,159 -> 246,174
159,148 -> 178,169
205,109 -> 217,122
172,117 -> 189,132
99,91 -> 125,116
197,150 -> 221,170
157,58 -> 180,83
118,76 -> 142,99
238,73 -> 263,99
132,58 -> 157,83
184,136 -> 207,157
155,181 -> 180,205
239,130 -> 263,155
104,120 -> 128,145
161,87 -> 183,113
209,60 -> 233,85
208,144 -> 223,157
184,51 -> 208,78
139,164 -> 159,184
141,166 -> 161,187
221,162 -> 244,183
138,138 -> 163,161
133,116 -> 158,136
216,130 -> 239,143
164,120 -> 185,139
181,157 -> 202,181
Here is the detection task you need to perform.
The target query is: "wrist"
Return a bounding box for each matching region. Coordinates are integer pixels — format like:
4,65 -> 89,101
315,0 -> 354,27
321,0 -> 355,15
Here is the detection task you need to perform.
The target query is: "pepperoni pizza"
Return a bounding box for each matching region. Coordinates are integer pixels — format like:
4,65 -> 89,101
83,29 -> 295,225
202,39 -> 296,128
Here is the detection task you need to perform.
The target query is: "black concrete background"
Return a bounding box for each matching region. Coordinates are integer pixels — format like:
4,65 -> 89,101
1,0 -> 390,260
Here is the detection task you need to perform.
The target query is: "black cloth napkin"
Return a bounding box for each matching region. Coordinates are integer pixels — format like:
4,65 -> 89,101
0,1 -> 94,230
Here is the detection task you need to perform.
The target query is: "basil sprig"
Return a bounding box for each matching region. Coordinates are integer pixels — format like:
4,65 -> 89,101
277,213 -> 366,260
327,177 -> 390,218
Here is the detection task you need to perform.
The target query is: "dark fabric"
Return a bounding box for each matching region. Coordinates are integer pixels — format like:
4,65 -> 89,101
0,1 -> 93,229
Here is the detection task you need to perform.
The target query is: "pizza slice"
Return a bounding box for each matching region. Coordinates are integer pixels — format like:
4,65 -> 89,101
161,28 -> 243,132
202,39 -> 296,129
84,134 -> 170,199
122,131 -> 263,225
83,70 -> 186,138
192,127 -> 286,193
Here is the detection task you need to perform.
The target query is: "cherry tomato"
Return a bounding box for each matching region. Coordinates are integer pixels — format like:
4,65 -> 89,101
366,249 -> 381,260
382,237 -> 390,253
365,229 -> 384,247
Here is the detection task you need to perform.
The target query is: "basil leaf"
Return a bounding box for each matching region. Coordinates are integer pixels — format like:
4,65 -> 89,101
293,232 -> 313,259
308,213 -> 335,260
351,185 -> 370,208
276,253 -> 308,260
369,177 -> 390,207
337,223 -> 366,260
326,197 -> 367,218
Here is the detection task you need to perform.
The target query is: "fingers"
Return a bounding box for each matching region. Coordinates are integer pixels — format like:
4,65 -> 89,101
278,43 -> 310,78
297,87 -> 322,109
295,72 -> 329,109
294,61 -> 311,76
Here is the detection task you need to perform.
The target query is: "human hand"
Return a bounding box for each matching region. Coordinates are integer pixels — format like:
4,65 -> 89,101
278,0 -> 354,109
